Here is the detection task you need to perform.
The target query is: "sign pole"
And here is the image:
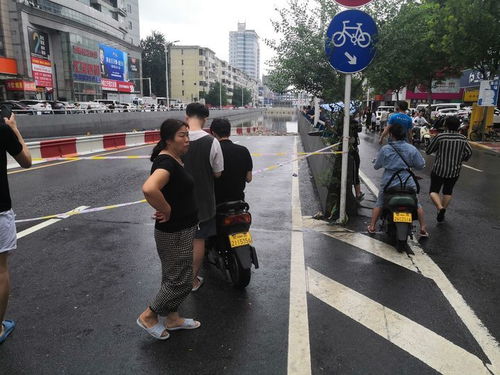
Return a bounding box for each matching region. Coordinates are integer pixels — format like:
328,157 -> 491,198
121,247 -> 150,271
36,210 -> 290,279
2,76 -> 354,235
339,73 -> 351,223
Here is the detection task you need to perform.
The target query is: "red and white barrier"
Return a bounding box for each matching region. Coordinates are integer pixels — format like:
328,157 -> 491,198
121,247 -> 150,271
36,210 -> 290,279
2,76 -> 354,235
7,127 -> 259,169
7,130 -> 160,170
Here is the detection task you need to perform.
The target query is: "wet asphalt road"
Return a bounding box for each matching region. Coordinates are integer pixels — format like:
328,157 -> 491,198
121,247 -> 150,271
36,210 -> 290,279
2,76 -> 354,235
1,123 -> 499,374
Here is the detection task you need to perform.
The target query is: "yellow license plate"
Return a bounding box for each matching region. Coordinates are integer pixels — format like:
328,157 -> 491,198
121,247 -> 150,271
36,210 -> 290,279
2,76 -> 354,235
393,212 -> 412,223
229,232 -> 252,248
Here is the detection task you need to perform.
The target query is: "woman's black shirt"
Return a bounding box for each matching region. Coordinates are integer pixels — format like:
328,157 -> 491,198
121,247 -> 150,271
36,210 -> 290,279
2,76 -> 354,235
151,154 -> 198,232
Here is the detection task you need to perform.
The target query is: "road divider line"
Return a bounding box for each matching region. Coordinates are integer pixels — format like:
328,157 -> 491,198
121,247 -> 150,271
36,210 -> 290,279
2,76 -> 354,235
17,206 -> 89,239
307,267 -> 492,375
288,136 -> 312,375
359,169 -> 500,372
15,200 -> 146,223
463,164 -> 483,172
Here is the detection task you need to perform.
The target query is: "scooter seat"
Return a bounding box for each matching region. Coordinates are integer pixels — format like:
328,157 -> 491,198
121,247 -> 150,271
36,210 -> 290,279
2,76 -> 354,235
216,200 -> 249,213
387,195 -> 417,208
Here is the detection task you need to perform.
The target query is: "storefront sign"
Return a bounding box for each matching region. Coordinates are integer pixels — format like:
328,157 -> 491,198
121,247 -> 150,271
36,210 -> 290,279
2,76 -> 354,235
99,44 -> 127,81
6,80 -> 37,92
101,78 -> 134,93
31,57 -> 53,88
0,57 -> 18,75
463,89 -> 479,102
29,29 -> 50,58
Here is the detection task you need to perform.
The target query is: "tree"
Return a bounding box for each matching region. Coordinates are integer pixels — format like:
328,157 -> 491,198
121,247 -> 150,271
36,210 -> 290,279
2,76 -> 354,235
435,0 -> 500,79
140,31 -> 166,97
205,82 -> 228,107
267,0 -> 366,102
232,85 -> 252,107
365,2 -> 461,106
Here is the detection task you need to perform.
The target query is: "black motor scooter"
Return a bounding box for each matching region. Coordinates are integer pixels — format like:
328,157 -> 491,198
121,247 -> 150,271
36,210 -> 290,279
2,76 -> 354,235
206,201 -> 259,289
380,169 -> 419,252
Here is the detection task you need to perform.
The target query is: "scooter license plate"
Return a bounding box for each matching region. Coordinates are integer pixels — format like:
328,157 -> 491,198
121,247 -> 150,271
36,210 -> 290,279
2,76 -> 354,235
393,212 -> 412,223
229,232 -> 252,248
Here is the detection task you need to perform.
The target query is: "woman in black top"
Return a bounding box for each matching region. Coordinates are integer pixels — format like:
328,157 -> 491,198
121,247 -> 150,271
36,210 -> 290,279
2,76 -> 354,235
137,119 -> 200,340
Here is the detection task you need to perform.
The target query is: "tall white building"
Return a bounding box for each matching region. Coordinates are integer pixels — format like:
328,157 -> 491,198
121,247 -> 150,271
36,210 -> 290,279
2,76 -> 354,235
229,22 -> 260,82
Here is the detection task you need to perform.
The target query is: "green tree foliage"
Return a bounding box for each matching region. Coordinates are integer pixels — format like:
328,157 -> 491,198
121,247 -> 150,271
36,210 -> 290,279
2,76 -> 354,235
140,31 -> 166,97
231,86 -> 252,107
365,2 -> 461,102
205,82 -> 228,107
436,0 -> 500,79
267,0 -> 366,102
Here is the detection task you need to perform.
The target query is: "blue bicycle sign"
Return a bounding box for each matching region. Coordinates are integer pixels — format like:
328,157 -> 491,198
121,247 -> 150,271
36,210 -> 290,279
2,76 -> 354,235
331,21 -> 371,48
325,10 -> 377,74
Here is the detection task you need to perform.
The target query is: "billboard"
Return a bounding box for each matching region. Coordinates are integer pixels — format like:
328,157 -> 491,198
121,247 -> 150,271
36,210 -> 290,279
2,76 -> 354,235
29,29 -> 50,58
71,44 -> 101,84
31,57 -> 53,88
99,44 -> 127,81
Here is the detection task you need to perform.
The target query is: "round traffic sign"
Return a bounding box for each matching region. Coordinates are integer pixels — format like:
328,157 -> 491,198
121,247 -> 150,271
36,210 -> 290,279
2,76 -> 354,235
325,10 -> 377,74
334,0 -> 372,7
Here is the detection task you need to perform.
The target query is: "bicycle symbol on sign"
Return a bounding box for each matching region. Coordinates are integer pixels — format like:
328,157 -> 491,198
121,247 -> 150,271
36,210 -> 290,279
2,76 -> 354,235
331,21 -> 371,48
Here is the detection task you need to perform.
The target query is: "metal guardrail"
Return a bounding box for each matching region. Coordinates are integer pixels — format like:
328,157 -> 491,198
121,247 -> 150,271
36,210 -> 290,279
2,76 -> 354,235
10,107 -> 255,115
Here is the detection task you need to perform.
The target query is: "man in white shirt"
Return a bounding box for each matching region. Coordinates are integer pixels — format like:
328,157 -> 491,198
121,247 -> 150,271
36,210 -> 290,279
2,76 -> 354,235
183,103 -> 224,291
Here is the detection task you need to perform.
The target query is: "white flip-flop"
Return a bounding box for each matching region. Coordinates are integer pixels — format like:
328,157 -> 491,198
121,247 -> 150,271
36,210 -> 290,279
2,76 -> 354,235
166,318 -> 201,331
136,318 -> 170,340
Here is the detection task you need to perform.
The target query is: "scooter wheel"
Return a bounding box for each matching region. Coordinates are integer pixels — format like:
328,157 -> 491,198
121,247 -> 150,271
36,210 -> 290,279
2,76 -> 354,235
396,240 -> 407,253
228,253 -> 251,289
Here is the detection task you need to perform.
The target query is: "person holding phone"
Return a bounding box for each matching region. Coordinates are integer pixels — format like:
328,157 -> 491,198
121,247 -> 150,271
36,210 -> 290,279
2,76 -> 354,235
0,110 -> 32,344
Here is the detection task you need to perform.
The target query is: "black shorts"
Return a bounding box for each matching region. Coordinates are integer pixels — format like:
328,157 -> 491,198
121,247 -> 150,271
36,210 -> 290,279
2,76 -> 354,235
429,172 -> 459,195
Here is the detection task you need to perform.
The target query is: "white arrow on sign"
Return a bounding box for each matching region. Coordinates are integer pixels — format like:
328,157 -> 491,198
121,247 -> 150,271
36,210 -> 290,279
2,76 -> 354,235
345,52 -> 357,65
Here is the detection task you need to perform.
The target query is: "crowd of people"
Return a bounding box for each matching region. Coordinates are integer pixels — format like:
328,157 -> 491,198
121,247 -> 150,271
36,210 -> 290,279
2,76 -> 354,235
0,103 -> 254,343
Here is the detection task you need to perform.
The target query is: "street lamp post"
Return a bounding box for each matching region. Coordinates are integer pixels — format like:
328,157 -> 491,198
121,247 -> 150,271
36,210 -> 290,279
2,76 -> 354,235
165,40 -> 180,109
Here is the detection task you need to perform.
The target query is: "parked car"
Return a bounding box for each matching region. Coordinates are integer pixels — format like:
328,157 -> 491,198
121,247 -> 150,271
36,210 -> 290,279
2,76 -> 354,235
121,103 -> 137,112
46,100 -> 74,114
494,108 -> 500,125
436,108 -> 460,117
375,105 -> 394,122
0,100 -> 33,115
19,99 -> 52,114
75,101 -> 106,113
94,99 -> 125,112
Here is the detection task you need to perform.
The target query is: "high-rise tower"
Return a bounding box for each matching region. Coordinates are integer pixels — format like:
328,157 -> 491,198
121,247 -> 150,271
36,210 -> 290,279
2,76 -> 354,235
229,22 -> 260,81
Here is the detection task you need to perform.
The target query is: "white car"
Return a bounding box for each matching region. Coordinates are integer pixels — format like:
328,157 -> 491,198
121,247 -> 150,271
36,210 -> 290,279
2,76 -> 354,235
436,108 -> 460,117
494,108 -> 500,125
19,100 -> 52,114
75,101 -> 106,113
121,103 -> 137,112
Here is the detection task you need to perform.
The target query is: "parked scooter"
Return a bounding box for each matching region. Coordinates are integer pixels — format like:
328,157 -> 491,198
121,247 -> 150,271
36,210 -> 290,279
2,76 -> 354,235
206,201 -> 259,288
380,170 -> 419,252
412,124 -> 431,147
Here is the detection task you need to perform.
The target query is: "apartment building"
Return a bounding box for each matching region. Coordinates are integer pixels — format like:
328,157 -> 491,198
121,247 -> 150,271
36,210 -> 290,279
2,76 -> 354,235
229,22 -> 260,82
170,45 -> 258,105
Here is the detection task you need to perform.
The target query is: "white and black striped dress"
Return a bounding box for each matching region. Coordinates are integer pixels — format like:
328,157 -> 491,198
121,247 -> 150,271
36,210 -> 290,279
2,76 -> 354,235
426,131 -> 472,178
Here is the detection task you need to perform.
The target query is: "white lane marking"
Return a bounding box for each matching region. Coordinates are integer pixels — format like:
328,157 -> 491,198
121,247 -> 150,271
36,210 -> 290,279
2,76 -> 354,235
17,206 -> 90,240
359,170 -> 500,372
408,241 -> 500,373
358,170 -> 379,196
463,164 -> 483,172
307,267 -> 492,375
322,232 -> 419,274
288,136 -> 312,375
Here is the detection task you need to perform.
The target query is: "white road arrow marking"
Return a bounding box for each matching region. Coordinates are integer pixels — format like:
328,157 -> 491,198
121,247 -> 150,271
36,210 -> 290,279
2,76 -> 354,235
345,52 -> 357,65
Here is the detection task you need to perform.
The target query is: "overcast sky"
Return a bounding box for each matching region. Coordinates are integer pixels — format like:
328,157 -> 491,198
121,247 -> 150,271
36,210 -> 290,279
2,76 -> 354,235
138,0 -> 291,77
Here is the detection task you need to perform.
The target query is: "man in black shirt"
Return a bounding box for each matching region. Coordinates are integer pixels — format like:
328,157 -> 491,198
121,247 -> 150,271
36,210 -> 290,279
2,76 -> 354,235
0,113 -> 32,344
210,118 -> 253,204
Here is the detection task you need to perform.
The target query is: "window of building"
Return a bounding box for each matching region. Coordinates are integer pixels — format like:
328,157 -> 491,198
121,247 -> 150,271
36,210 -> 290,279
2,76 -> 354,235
181,49 -> 184,55
181,60 -> 184,65
182,90 -> 185,96
128,21 -> 132,30
127,4 -> 132,13
182,80 -> 184,86
182,70 -> 184,76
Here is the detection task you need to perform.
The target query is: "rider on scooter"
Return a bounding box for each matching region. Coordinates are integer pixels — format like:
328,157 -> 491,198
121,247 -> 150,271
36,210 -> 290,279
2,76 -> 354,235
368,123 -> 429,237
209,118 -> 253,204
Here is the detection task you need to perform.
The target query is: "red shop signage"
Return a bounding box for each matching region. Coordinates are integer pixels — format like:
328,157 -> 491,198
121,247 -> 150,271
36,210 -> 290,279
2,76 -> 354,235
102,78 -> 135,93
